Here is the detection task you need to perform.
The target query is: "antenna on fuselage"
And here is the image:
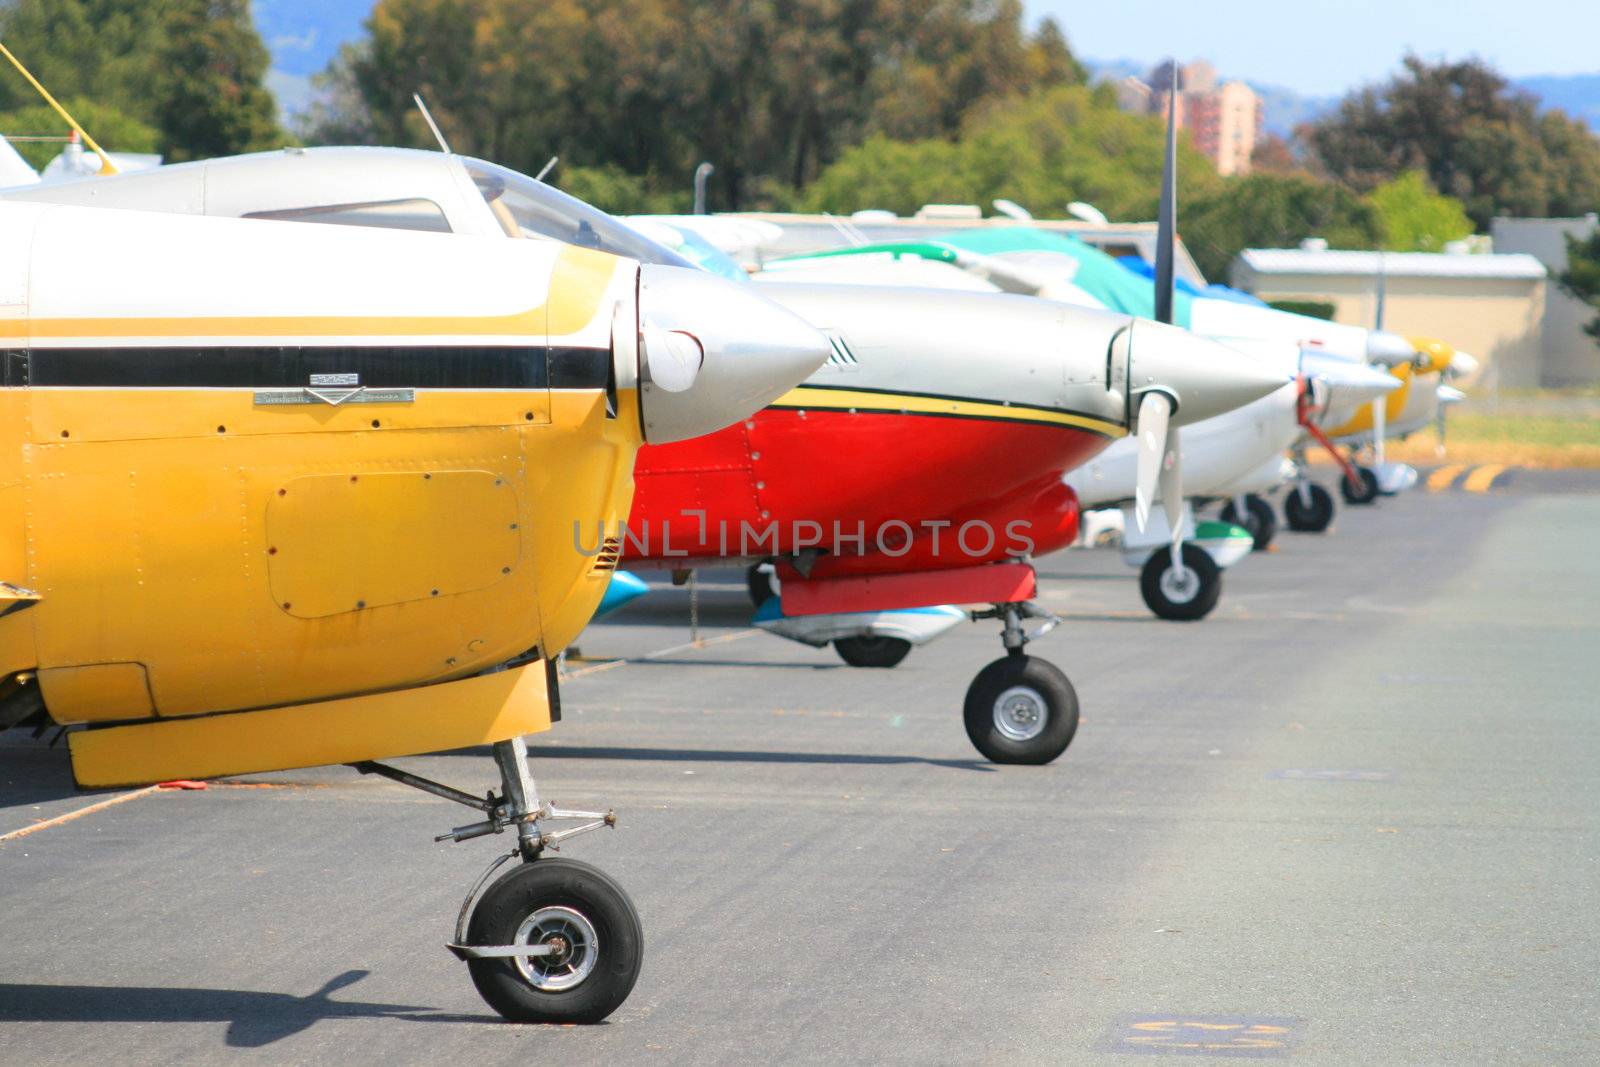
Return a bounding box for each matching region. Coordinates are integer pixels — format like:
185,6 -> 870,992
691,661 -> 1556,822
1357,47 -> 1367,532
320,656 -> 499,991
0,39 -> 118,175
412,92 -> 452,154
535,156 -> 558,182
693,161 -> 714,214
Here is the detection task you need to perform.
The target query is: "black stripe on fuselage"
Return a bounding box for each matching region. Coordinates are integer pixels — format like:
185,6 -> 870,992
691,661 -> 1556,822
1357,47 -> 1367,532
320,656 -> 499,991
0,345 -> 609,390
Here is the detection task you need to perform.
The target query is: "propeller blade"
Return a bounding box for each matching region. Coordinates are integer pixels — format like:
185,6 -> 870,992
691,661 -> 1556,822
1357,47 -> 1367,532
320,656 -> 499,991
1134,391 -> 1172,531
1150,60 -> 1183,551
1154,60 -> 1178,328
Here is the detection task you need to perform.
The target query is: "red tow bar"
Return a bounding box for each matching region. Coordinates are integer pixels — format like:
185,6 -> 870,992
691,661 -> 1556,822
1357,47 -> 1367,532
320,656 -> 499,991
1297,378 -> 1363,491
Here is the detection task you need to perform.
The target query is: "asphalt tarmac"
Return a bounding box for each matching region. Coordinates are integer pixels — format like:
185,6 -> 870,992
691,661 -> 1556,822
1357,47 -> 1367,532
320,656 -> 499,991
2,474 -> 1596,1065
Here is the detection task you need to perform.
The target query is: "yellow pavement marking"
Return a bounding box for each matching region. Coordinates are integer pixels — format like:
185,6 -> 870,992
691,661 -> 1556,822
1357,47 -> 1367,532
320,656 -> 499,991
1462,464 -> 1508,493
1427,464 -> 1467,491
0,785 -> 160,843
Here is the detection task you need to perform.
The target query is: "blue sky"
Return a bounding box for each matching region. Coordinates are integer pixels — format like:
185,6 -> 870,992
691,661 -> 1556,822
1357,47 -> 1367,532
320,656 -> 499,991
1027,0 -> 1600,95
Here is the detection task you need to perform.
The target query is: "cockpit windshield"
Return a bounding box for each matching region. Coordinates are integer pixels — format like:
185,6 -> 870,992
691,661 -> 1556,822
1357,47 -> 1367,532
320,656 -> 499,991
463,156 -> 695,270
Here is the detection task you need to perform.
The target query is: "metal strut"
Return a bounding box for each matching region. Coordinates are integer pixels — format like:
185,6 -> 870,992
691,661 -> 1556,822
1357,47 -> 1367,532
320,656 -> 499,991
351,737 -> 615,859
971,601 -> 1060,655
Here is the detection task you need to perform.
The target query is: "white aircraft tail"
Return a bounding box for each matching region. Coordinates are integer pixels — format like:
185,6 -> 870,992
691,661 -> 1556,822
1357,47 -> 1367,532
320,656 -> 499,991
0,137 -> 40,188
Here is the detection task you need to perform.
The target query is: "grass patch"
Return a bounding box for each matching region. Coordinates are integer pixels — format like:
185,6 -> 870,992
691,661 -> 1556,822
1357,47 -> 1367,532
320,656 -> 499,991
1384,411 -> 1600,468
1442,413 -> 1600,447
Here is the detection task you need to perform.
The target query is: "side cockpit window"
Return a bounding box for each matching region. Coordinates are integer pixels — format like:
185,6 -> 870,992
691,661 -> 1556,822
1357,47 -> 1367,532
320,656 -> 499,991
244,198 -> 453,233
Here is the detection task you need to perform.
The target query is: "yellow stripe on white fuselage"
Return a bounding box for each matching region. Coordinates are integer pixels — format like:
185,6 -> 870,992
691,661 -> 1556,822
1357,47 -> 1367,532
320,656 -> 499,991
772,386 -> 1126,438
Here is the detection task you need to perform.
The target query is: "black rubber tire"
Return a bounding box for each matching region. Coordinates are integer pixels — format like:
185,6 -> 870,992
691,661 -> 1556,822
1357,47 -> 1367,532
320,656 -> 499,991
1219,494 -> 1279,552
1139,543 -> 1222,621
833,635 -> 913,668
1340,465 -> 1380,505
466,858 -> 643,1025
962,655 -> 1079,765
745,562 -> 775,607
1283,483 -> 1334,533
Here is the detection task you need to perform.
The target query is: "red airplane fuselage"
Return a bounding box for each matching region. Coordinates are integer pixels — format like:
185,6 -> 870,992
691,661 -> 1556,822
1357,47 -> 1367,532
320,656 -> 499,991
621,394 -> 1105,602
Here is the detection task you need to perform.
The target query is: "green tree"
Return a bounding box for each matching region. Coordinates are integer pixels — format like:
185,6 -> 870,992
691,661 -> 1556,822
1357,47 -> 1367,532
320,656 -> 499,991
1181,172 -> 1383,282
1305,54 -> 1600,228
305,0 -> 1086,209
803,85 -> 1219,221
150,0 -> 284,162
0,96 -> 159,169
557,163 -> 689,216
1367,170 -> 1474,251
0,0 -> 284,161
1558,230 -> 1600,343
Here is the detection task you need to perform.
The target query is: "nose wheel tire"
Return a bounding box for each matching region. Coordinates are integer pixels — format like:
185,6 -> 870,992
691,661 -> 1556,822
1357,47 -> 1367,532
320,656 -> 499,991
746,562 -> 776,607
833,635 -> 913,668
1284,483 -> 1334,533
1340,465 -> 1380,505
1219,494 -> 1278,551
962,655 -> 1079,765
1139,543 -> 1222,621
466,858 -> 643,1024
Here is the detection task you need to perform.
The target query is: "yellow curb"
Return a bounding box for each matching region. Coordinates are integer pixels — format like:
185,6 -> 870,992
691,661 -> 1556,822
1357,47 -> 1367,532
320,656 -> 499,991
1462,464 -> 1509,493
1426,464 -> 1467,491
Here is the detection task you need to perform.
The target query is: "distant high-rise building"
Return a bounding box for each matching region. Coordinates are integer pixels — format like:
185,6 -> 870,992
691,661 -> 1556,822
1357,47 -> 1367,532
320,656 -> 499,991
1118,59 -> 1263,176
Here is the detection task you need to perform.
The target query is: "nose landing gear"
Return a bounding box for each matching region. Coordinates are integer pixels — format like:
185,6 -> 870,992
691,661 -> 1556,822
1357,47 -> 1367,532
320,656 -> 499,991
1220,493 -> 1278,551
1340,464 -> 1380,505
1139,542 -> 1222,621
352,735 -> 642,1024
1283,451 -> 1335,533
964,602 -> 1078,764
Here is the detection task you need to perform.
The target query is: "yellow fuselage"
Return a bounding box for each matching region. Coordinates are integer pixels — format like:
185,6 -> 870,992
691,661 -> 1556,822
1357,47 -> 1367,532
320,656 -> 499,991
1,205 -> 643,785
0,386 -> 638,720
1323,338 -> 1455,440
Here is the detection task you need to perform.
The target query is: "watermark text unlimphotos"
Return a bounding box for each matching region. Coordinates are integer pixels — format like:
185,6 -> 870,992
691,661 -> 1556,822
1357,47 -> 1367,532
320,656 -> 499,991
574,510 -> 1036,559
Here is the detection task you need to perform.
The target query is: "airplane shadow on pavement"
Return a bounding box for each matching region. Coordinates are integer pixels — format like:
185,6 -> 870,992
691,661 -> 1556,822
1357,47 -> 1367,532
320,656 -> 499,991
0,970 -> 502,1046
0,739 -> 91,807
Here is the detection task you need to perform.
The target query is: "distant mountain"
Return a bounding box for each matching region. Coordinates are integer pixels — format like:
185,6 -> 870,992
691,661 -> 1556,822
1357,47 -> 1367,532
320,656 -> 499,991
1087,59 -> 1600,140
1246,83 -> 1338,138
1515,74 -> 1600,130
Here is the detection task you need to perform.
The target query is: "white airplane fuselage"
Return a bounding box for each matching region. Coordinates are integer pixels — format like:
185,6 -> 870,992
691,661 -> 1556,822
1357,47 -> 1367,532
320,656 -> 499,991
1065,381 -> 1302,508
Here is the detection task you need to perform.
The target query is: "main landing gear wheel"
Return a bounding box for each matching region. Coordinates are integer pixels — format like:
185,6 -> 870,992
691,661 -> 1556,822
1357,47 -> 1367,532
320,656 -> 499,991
746,562 -> 775,607
466,858 -> 644,1024
1220,494 -> 1278,551
1284,483 -> 1334,533
1139,543 -> 1221,621
965,598 -> 1074,764
963,655 -> 1079,765
833,635 -> 912,668
1340,465 -> 1380,505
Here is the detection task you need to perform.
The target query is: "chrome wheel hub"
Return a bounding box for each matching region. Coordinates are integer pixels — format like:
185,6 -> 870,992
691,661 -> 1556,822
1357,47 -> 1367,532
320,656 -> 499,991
993,685 -> 1049,742
1159,563 -> 1200,604
513,905 -> 599,991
